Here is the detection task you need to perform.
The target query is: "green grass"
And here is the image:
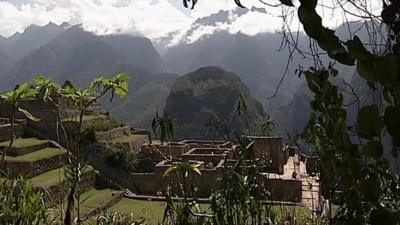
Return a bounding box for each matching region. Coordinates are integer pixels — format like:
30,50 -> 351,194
5,147 -> 64,162
30,165 -> 94,187
0,138 -> 47,148
109,199 -> 309,224
109,134 -> 147,143
79,188 -> 121,215
86,118 -> 123,132
109,198 -> 209,224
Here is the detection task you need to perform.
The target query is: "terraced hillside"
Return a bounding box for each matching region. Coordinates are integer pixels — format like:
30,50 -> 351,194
0,103 -> 150,222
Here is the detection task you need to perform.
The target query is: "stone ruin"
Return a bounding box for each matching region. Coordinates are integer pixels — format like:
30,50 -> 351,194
132,136 -> 312,203
0,94 -> 321,214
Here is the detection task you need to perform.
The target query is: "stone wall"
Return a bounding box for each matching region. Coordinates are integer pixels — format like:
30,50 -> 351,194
108,135 -> 148,153
1,151 -> 67,178
95,126 -> 131,142
0,123 -> 25,141
141,143 -> 191,162
305,157 -> 319,175
248,136 -> 284,175
130,166 -> 222,198
257,174 -> 302,202
182,148 -> 228,165
180,140 -> 231,149
130,173 -> 162,194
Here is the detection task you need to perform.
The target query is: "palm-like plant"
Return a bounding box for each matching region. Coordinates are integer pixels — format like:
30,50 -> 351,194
164,161 -> 201,201
152,109 -> 175,145
0,83 -> 39,161
261,114 -> 275,137
61,73 -> 129,225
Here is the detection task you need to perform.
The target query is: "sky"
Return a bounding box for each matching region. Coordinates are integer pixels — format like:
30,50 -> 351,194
0,0 -> 382,43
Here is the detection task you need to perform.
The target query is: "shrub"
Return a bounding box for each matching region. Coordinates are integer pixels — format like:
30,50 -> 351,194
103,146 -> 137,172
86,118 -> 123,132
0,175 -> 46,225
88,211 -> 147,225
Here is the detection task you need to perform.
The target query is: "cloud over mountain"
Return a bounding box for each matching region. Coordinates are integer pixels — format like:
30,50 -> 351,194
0,0 -> 383,47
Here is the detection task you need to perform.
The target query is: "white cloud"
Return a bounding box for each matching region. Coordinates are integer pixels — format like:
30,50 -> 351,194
0,0 -> 384,43
0,0 -> 192,38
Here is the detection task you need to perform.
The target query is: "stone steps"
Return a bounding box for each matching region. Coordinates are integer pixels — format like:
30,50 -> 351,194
0,137 -> 50,156
2,146 -> 67,178
31,166 -> 97,204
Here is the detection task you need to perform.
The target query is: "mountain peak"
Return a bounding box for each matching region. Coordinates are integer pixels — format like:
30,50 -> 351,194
24,24 -> 40,33
166,66 -> 265,139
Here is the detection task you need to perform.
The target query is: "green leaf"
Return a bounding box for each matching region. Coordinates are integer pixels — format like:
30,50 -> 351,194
384,106 -> 400,137
370,207 -> 399,225
346,36 -> 373,61
362,141 -> 383,159
361,174 -> 381,202
357,59 -> 378,82
357,105 -> 383,139
192,166 -> 202,176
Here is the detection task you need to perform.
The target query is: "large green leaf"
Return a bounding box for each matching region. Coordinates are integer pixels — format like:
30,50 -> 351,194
357,105 -> 384,139
362,141 -> 383,159
346,36 -> 374,61
370,207 -> 399,225
384,106 -> 400,137
361,174 -> 381,202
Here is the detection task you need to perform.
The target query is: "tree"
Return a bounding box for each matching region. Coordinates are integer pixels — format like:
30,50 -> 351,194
61,73 -> 129,225
0,175 -> 46,225
164,161 -> 202,199
261,114 -> 275,137
0,83 -> 39,162
152,109 -> 175,145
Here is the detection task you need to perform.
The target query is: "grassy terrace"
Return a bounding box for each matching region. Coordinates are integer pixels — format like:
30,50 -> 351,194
109,134 -> 147,143
5,147 -> 64,162
79,188 -> 121,215
108,199 -> 310,224
109,198 -> 209,223
30,165 -> 93,187
0,137 -> 47,148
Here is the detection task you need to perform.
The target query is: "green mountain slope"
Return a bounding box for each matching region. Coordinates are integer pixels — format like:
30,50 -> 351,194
165,66 -> 266,139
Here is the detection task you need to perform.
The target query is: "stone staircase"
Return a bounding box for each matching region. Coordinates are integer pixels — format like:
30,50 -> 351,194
0,117 -> 129,222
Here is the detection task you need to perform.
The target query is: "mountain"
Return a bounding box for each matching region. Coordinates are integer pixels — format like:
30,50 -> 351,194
2,25 -> 165,88
164,31 -> 305,115
0,24 -> 170,130
103,71 -> 178,129
0,22 -> 69,61
3,25 -> 123,87
0,49 -> 14,77
165,66 -> 266,139
101,35 -> 165,74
